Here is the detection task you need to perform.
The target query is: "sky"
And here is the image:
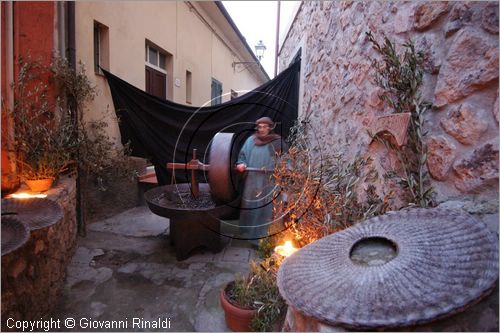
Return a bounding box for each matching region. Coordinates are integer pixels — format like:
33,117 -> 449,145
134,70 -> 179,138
222,1 -> 301,78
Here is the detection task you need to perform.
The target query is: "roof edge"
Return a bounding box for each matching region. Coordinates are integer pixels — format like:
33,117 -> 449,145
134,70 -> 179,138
215,1 -> 271,81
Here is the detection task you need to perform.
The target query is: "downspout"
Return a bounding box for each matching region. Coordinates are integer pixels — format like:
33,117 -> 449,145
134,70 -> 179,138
57,2 -> 66,56
13,2 -> 19,78
4,2 -> 19,194
67,1 -> 85,236
67,1 -> 75,68
274,0 -> 281,77
6,3 -> 14,111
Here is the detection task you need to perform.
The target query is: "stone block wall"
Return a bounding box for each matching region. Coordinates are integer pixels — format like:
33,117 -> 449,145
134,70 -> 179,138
278,2 -> 498,330
83,156 -> 149,223
1,176 -> 77,330
279,1 -> 498,206
283,283 -> 499,332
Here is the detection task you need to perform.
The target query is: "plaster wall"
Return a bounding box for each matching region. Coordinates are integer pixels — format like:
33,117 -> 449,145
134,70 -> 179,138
75,1 -> 265,147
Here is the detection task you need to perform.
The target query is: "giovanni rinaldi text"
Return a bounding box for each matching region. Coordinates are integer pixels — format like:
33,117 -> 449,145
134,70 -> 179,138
6,317 -> 172,331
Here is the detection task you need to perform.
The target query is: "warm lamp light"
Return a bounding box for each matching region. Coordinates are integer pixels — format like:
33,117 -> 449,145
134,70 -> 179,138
9,192 -> 47,199
274,240 -> 298,258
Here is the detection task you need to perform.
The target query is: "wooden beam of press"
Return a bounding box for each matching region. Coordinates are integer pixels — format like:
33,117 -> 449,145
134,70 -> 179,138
236,167 -> 274,173
167,162 -> 209,171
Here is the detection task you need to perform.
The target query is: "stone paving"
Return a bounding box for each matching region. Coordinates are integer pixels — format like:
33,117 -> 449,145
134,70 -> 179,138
52,206 -> 256,332
51,205 -> 499,332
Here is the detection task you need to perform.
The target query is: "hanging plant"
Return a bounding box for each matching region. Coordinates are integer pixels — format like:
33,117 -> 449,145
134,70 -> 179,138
366,31 -> 435,208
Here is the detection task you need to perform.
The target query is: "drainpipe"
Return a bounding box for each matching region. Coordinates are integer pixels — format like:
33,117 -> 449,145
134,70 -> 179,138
57,2 -> 66,56
6,3 -> 14,111
274,0 -> 281,77
3,2 -> 19,194
67,1 -> 75,68
67,1 -> 85,236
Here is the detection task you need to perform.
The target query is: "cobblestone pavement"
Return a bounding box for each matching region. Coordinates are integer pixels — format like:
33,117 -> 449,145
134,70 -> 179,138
52,206 -> 256,332
51,205 -> 499,332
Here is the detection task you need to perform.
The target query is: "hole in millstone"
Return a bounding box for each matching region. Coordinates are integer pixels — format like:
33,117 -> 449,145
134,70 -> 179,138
349,237 -> 398,266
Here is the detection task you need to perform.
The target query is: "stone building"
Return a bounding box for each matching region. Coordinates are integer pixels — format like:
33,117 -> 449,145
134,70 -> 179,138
278,1 -> 498,330
279,1 -> 498,223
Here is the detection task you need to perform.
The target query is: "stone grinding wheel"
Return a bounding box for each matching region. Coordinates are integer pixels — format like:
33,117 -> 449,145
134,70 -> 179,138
209,133 -> 238,203
2,198 -> 63,230
277,208 -> 499,330
1,216 -> 30,256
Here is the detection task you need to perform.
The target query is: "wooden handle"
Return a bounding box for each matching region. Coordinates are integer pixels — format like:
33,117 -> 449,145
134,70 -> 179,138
235,167 -> 273,173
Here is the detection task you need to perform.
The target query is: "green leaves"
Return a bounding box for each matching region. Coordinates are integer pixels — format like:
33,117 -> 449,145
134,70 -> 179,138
9,55 -> 134,187
227,258 -> 286,331
367,32 -> 435,208
9,56 -> 73,180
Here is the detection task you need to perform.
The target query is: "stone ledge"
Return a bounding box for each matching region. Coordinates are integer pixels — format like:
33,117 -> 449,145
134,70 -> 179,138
1,176 -> 77,331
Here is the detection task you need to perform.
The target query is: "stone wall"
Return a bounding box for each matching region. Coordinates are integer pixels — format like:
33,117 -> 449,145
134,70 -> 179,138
1,177 -> 77,330
279,1 -> 498,207
83,156 -> 149,223
283,283 -> 499,332
278,2 -> 498,330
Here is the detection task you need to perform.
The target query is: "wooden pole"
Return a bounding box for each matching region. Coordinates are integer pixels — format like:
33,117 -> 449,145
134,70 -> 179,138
191,149 -> 199,198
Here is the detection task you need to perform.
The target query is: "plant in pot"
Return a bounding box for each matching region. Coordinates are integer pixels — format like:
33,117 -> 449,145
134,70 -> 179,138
221,257 -> 286,332
8,57 -> 76,192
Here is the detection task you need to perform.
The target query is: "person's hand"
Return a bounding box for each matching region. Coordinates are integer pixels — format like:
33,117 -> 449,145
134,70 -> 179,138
236,163 -> 246,173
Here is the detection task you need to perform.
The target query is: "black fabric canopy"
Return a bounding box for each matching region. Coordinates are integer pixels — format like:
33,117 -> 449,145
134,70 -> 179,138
102,61 -> 300,185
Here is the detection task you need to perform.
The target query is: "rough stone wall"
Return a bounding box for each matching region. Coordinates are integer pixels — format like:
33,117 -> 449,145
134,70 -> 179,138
279,1 -> 498,207
279,2 -> 498,330
1,177 -> 77,330
84,156 -> 148,223
283,284 -> 499,332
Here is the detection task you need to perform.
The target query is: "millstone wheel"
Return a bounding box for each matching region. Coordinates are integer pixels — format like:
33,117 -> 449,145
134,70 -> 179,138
277,208 -> 499,329
209,132 -> 238,203
1,216 -> 30,256
2,198 -> 63,230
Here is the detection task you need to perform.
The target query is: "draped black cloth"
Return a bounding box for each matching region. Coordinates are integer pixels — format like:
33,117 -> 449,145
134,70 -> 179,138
102,61 -> 299,186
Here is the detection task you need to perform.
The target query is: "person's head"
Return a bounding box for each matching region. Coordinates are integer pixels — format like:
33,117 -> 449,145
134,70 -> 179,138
255,117 -> 274,136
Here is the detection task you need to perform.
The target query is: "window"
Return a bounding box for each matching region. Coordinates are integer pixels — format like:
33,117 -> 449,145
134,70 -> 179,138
145,43 -> 171,99
94,21 -> 109,74
146,44 -> 167,71
211,78 -> 222,105
230,89 -> 238,100
186,71 -> 192,104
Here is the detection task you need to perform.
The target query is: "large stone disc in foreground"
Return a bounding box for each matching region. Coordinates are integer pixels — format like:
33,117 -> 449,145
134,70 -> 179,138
2,198 -> 63,230
277,208 -> 499,329
1,216 -> 30,256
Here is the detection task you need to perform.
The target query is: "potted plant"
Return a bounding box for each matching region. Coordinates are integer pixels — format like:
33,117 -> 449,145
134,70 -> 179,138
220,257 -> 286,332
220,279 -> 257,332
8,57 -> 76,192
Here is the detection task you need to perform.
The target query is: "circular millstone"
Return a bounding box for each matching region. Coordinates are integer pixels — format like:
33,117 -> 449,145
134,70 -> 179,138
1,216 -> 30,256
277,208 -> 499,329
2,198 -> 63,230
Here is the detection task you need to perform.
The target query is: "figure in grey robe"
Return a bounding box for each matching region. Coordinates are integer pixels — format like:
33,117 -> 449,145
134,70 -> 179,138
236,117 -> 286,245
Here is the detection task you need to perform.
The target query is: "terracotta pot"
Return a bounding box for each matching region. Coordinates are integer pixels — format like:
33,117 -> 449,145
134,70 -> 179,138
25,178 -> 54,192
220,283 -> 257,332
